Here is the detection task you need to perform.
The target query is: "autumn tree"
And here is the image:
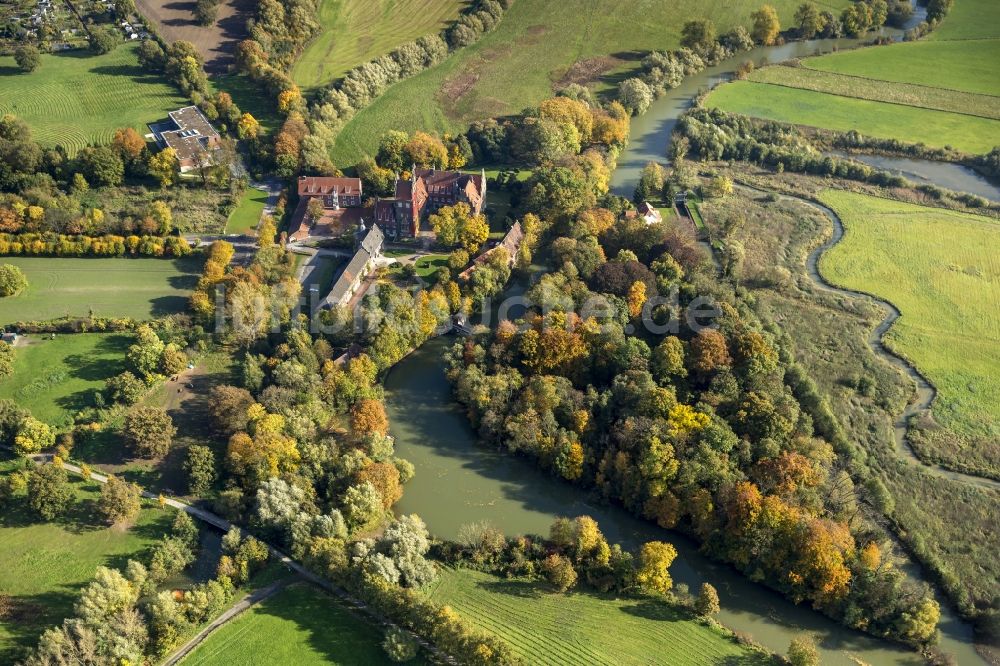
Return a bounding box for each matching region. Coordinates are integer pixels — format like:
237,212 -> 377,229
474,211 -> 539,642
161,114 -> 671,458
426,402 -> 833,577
122,406 -> 175,458
751,4 -> 782,44
112,127 -> 147,170
680,19 -> 716,51
689,329 -> 731,375
355,461 -> 402,509
0,264 -> 28,297
794,2 -> 825,37
351,399 -> 389,438
14,416 -> 54,456
787,635 -> 819,666
541,553 -> 578,592
208,385 -> 255,435
97,475 -> 142,525
403,131 -> 448,169
148,148 -> 178,187
429,202 -> 489,252
184,445 -> 217,495
695,582 -> 721,616
636,541 -> 678,594
28,465 -> 72,520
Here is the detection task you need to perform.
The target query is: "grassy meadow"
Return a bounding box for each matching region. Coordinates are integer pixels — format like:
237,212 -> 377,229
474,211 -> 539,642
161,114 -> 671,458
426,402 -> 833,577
930,0 -> 1000,40
292,0 -> 465,91
818,190 -> 1000,471
225,188 -> 270,234
0,333 -> 129,427
747,65 -> 1000,119
0,460 -> 173,661
804,39 -> 1000,96
0,256 -> 202,325
704,81 -> 1000,154
0,43 -> 187,155
181,583 -> 415,666
330,0 -> 852,164
425,567 -> 765,665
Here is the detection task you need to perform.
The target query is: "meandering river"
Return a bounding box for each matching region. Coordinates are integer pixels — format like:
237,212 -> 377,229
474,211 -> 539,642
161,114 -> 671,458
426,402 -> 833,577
386,9 -> 986,664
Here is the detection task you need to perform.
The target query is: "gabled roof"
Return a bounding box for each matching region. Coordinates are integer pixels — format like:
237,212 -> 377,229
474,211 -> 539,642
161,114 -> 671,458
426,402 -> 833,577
359,223 -> 384,256
412,168 -> 484,200
298,176 -> 363,197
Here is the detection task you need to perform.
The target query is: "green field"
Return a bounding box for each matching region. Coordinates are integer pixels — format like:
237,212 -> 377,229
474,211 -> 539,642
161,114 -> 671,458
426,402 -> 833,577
182,583 -> 415,666
818,190 -> 1000,463
292,0 -> 465,91
747,65 -> 1000,119
0,43 -> 188,155
330,0 -> 851,164
804,39 -> 1000,97
425,567 -> 764,665
704,81 -> 1000,154
0,256 -> 202,325
930,0 -> 1000,40
0,461 -> 172,661
0,333 -> 129,427
226,188 -> 269,234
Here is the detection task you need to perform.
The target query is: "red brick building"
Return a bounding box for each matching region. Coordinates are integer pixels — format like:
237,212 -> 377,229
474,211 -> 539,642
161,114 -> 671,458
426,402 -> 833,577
374,167 -> 487,240
289,176 -> 365,241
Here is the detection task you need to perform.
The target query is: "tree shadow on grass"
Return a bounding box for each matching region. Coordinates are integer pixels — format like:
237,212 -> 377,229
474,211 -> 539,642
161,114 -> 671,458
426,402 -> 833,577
0,589 -> 80,661
150,294 -> 191,317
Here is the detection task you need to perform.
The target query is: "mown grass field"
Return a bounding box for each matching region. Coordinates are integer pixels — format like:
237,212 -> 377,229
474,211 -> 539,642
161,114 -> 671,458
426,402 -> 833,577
292,0 -> 465,91
818,190 -> 1000,466
804,39 -> 1000,97
181,582 -> 417,666
929,0 -> 1000,40
748,65 -> 1000,119
0,256 -> 202,324
330,0 -> 852,164
425,567 -> 765,665
0,333 -> 129,427
225,188 -> 269,234
704,81 -> 1000,154
0,459 -> 172,661
0,43 -> 187,155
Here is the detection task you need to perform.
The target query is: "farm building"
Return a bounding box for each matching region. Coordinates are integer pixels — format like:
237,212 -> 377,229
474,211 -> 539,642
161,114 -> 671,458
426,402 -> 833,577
149,106 -> 222,172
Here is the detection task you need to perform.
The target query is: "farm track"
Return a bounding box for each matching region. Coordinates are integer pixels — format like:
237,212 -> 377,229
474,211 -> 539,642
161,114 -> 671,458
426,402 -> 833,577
745,185 -> 1000,492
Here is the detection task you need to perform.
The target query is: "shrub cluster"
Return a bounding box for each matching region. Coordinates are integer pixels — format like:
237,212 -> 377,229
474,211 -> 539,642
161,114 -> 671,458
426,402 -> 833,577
0,232 -> 191,257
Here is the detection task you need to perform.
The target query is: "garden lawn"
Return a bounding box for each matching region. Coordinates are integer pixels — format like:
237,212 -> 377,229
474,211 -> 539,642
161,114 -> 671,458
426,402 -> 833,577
703,81 -> 1000,154
425,567 -> 766,666
291,0 -> 465,92
0,461 -> 173,662
330,0 -> 852,164
180,582 -> 418,665
0,256 -> 202,325
803,39 -> 1000,97
0,43 -> 187,155
225,188 -> 269,234
0,332 -> 129,427
818,190 -> 1000,453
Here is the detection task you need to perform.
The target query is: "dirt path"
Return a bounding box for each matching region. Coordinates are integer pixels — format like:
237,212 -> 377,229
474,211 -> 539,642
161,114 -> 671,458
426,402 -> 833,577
748,185 -> 1000,492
